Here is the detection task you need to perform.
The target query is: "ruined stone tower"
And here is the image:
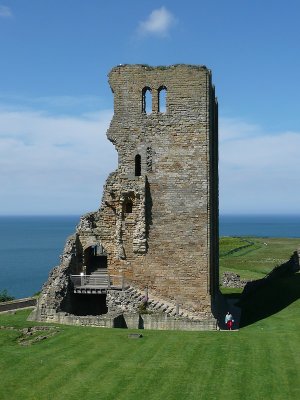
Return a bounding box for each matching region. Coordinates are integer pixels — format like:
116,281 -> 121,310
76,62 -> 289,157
30,64 -> 219,330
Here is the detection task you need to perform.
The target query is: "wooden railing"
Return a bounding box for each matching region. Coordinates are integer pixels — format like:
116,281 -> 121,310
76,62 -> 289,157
70,274 -> 126,290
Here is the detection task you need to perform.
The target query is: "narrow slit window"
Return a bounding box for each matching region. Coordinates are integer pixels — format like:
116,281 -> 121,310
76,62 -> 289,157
142,87 -> 152,114
135,154 -> 141,176
158,86 -> 167,113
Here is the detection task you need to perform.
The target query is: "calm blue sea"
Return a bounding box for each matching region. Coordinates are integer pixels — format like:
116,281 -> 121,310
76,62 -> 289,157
220,214 -> 300,238
0,216 -> 80,299
0,214 -> 300,299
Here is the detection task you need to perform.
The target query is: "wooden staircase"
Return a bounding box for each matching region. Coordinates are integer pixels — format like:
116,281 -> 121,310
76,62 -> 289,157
71,268 -> 110,294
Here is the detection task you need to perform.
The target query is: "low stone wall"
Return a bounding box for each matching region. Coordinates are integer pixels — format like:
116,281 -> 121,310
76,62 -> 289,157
0,297 -> 36,313
220,239 -> 254,257
29,307 -> 217,331
124,312 -> 217,331
28,310 -> 125,328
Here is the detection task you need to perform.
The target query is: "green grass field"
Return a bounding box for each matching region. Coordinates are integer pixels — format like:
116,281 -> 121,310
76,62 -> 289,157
220,236 -> 300,281
0,237 -> 299,400
1,292 -> 300,400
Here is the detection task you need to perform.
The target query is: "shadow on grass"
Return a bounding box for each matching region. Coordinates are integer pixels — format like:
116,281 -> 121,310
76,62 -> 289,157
239,273 -> 300,328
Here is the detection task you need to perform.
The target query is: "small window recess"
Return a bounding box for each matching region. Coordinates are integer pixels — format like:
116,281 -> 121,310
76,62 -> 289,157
158,86 -> 167,113
142,87 -> 152,114
125,200 -> 133,214
135,154 -> 141,176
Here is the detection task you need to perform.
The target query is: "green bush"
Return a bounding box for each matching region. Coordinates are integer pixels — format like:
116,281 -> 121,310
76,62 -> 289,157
0,289 -> 15,302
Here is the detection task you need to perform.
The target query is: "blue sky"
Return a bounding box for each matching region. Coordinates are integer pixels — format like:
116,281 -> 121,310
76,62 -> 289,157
1,0 -> 300,215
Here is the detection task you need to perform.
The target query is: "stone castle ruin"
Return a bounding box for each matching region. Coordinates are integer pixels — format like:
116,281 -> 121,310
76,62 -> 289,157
30,64 -> 219,330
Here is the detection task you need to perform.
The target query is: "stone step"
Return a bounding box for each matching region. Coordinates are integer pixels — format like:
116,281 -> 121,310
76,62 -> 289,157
90,268 -> 108,272
91,268 -> 107,271
91,271 -> 108,275
90,272 -> 108,276
123,286 -> 201,322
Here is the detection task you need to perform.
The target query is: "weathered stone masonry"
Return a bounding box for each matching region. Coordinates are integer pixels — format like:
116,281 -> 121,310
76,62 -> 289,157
30,64 -> 219,329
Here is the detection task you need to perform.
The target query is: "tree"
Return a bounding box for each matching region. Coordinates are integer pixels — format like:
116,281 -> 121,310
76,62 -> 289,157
0,289 -> 15,302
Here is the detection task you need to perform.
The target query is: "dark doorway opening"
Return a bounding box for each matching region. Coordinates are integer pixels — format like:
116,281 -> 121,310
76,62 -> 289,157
125,200 -> 133,214
70,293 -> 108,316
84,245 -> 107,274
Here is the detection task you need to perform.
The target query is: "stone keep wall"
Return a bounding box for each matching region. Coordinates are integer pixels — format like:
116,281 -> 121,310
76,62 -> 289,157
102,64 -> 219,316
32,64 -> 219,324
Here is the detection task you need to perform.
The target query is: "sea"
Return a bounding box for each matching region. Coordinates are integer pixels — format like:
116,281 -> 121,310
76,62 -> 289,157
1,214 -> 300,299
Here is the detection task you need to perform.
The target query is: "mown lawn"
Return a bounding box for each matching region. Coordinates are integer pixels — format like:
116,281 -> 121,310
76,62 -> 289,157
1,283 -> 300,400
1,237 -> 300,399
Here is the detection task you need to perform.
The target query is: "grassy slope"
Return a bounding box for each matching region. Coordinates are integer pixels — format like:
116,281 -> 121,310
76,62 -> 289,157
1,300 -> 300,400
220,237 -> 300,281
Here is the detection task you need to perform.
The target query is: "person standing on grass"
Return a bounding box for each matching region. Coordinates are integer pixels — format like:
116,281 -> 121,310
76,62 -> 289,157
225,311 -> 234,330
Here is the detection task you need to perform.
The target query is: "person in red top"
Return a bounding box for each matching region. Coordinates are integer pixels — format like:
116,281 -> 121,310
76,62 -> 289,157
225,311 -> 234,330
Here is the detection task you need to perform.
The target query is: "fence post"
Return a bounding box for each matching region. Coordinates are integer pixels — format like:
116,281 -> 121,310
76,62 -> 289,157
108,274 -> 111,289
122,274 -> 125,291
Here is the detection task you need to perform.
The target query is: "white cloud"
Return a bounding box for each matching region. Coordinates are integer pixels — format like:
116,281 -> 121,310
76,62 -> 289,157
0,94 -> 103,114
0,5 -> 12,17
1,105 -> 298,215
137,7 -> 176,37
219,118 -> 300,214
219,118 -> 262,142
0,107 -> 117,215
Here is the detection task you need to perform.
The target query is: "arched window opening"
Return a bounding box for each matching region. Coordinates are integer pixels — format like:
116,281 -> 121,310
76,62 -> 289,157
142,87 -> 152,114
135,154 -> 141,176
125,200 -> 133,214
158,86 -> 167,113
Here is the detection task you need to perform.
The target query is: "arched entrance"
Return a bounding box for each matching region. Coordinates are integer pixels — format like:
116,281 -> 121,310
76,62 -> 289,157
68,242 -> 109,316
83,243 -> 107,274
